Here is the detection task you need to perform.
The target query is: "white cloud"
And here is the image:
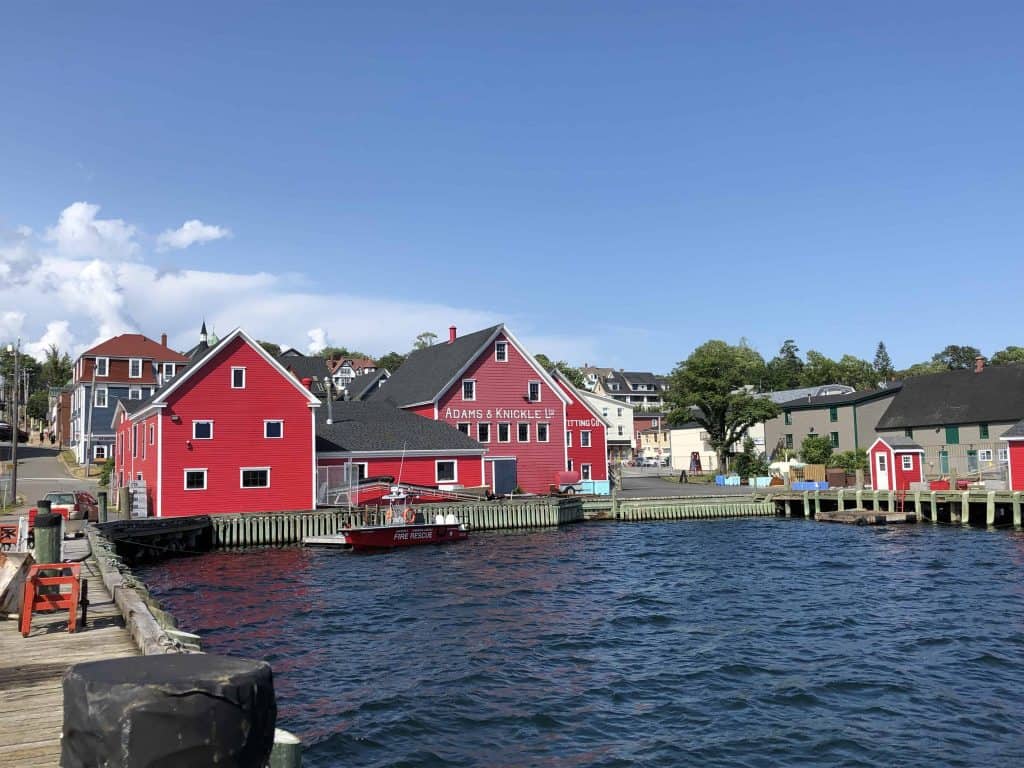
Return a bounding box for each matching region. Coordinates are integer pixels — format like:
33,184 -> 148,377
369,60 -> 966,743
156,219 -> 231,251
306,328 -> 328,355
44,201 -> 138,260
24,321 -> 75,360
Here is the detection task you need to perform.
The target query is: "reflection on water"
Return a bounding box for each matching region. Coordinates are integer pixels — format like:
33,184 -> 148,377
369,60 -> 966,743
139,519 -> 1024,767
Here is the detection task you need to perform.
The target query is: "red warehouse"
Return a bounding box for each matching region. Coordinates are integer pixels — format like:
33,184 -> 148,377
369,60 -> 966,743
113,328 -> 321,517
369,324 -> 572,495
1001,419 -> 1024,490
316,401 -> 487,505
868,436 -> 925,492
549,368 -> 609,493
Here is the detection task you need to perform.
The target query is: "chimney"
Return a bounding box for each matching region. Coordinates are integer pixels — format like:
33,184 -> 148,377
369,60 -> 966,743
161,332 -> 168,347
449,325 -> 457,344
975,355 -> 986,374
301,377 -> 313,390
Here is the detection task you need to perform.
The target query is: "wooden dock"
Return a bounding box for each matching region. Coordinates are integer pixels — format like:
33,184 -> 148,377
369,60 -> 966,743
814,507 -> 917,525
0,541 -> 138,766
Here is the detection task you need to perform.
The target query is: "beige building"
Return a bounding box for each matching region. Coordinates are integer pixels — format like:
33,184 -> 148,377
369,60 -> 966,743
668,423 -> 719,473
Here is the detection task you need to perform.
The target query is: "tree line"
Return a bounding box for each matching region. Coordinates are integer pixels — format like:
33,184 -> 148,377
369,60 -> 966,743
0,344 -> 74,423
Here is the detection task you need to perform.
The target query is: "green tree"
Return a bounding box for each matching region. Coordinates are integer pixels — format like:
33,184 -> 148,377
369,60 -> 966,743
40,344 -> 73,389
830,449 -> 868,472
930,344 -> 981,370
535,353 -> 585,389
990,346 -> 1024,366
800,350 -> 840,386
665,340 -> 779,471
765,339 -> 804,390
897,360 -> 944,378
258,340 -> 282,357
320,346 -> 371,361
732,436 -> 770,479
377,351 -> 407,372
799,434 -> 833,465
836,354 -> 877,390
873,341 -> 894,380
413,331 -> 438,350
27,390 -> 49,421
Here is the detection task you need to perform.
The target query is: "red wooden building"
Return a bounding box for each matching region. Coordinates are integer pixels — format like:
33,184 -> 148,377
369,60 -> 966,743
316,401 -> 488,505
868,436 -> 925,491
113,328 -> 321,517
1001,419 -> 1024,490
370,324 -> 575,494
549,369 -> 609,493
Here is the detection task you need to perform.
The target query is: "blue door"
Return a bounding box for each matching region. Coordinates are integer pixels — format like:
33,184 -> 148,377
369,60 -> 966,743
492,459 -> 517,495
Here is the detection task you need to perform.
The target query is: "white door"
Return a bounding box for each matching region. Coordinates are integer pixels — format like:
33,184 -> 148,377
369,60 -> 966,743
875,452 -> 889,490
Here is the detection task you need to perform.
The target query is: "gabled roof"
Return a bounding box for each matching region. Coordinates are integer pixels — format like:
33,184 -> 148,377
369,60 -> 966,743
316,401 -> 486,454
764,384 -> 855,404
779,385 -> 902,411
331,357 -> 376,372
579,389 -> 635,411
871,435 -> 924,452
548,368 -> 611,427
1001,419 -> 1024,440
81,334 -> 189,363
876,365 -> 1024,429
346,368 -> 390,402
277,354 -> 331,383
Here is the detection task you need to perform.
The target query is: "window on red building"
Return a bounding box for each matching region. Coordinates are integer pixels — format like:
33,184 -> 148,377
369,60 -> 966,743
498,423 -> 510,442
477,423 -> 490,442
537,423 -> 549,442
581,431 -> 591,447
517,423 -> 530,442
462,380 -> 476,401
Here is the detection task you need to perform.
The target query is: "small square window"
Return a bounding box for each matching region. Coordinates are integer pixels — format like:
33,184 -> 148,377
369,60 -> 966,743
163,363 -> 176,379
498,423 -> 510,442
477,423 -> 490,443
537,423 -> 549,442
998,448 -> 1009,462
457,422 -> 470,435
436,460 -> 457,483
495,341 -> 508,362
129,386 -> 142,400
904,428 -> 913,439
241,468 -> 270,488
129,358 -> 143,378
462,380 -> 476,401
232,367 -> 246,389
902,454 -> 913,470
978,449 -> 993,462
185,470 -> 207,490
94,444 -> 107,460
528,381 -> 541,402
265,420 -> 283,439
517,423 -> 530,442
581,430 -> 591,447
193,421 -> 213,440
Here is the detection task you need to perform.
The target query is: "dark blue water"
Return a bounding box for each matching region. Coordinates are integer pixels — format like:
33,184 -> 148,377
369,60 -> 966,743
137,519 -> 1024,767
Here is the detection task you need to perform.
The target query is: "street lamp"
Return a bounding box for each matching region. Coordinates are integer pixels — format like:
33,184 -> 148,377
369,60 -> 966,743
6,340 -> 19,505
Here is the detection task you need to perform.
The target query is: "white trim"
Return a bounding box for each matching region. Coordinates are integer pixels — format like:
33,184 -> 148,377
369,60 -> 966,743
435,459 -> 458,484
461,379 -> 476,401
456,422 -> 471,436
537,422 -> 550,443
527,380 -> 541,402
581,463 -> 592,481
517,422 -> 530,443
231,366 -> 246,389
497,422 -> 511,443
264,419 -> 284,439
192,420 -> 214,440
183,468 -> 208,490
566,430 -> 572,447
157,412 -> 163,517
580,430 -> 591,448
129,386 -> 142,400
162,362 -> 176,380
316,448 -> 487,459
477,422 -> 491,443
94,387 -> 108,408
93,444 -> 108,460
129,358 -> 143,379
95,356 -> 109,377
494,341 -> 508,363
240,466 -> 271,488
978,449 -> 993,463
901,454 -> 913,471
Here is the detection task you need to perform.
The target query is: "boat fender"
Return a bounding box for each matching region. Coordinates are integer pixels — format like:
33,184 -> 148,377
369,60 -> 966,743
444,513 -> 458,525
435,514 -> 446,525
403,507 -> 416,524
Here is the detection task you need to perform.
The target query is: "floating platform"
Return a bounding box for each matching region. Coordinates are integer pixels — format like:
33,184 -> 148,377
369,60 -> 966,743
303,534 -> 350,548
815,508 -> 917,525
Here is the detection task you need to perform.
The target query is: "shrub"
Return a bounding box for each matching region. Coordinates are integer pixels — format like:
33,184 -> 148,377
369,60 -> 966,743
830,449 -> 868,473
799,434 -> 833,465
98,457 -> 115,487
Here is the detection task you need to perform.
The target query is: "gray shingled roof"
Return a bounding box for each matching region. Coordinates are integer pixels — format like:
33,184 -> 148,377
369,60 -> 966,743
877,435 -> 924,451
369,325 -> 502,407
347,368 -> 390,401
277,354 -> 330,383
778,384 -> 902,411
1000,418 -> 1024,440
316,401 -> 485,453
764,384 -> 855,404
876,365 -> 1024,429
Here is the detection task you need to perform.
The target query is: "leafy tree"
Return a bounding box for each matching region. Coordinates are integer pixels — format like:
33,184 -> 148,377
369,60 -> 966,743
413,331 -> 438,350
897,360 -> 944,378
830,449 -> 868,473
836,354 -> 877,390
377,351 -> 406,372
320,345 -> 372,361
765,339 -> 804,390
27,390 -> 49,421
665,340 -> 780,471
799,434 -> 833,465
258,340 -> 282,357
930,344 -> 981,370
873,341 -> 894,380
990,346 -> 1024,366
40,344 -> 73,389
534,353 -> 585,389
800,350 -> 840,387
732,436 -> 770,479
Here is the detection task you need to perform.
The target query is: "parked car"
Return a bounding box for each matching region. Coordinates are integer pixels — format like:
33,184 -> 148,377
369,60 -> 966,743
640,457 -> 660,467
0,421 -> 29,443
27,490 -> 100,534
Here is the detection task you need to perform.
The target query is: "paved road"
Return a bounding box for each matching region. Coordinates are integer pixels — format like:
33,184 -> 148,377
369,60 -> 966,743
1,444 -> 98,513
616,467 -> 756,498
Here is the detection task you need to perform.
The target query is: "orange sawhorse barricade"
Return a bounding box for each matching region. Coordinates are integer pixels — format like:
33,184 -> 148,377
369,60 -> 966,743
20,562 -> 89,637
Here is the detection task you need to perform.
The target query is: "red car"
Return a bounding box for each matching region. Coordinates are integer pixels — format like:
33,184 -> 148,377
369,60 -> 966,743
27,491 -> 100,528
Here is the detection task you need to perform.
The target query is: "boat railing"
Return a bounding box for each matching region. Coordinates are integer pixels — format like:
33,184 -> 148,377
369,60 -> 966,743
338,505 -> 462,529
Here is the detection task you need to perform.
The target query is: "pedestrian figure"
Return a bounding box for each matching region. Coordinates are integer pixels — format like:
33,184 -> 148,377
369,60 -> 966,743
49,430 -> 56,447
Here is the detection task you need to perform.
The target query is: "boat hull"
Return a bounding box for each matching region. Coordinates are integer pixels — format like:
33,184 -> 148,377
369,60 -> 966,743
342,523 -> 468,551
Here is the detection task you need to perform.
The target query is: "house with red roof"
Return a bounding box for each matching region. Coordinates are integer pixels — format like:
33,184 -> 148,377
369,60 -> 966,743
112,328 -> 320,517
70,333 -> 190,465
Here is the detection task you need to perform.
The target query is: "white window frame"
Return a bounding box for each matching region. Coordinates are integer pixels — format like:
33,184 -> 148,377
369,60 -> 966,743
149,424 -> 155,445
184,469 -> 208,491
901,454 -> 913,470
617,407 -> 623,417
93,444 -> 107,460
527,381 -> 541,402
129,358 -> 143,379
435,460 -> 458,484
162,363 -> 175,379
231,367 -> 246,389
462,379 -> 476,401
129,386 -> 142,400
566,431 -> 572,447
978,449 -> 993,463
264,420 -> 284,439
132,424 -> 138,458
477,423 -> 491,443
494,341 -> 508,363
581,463 -> 591,480
95,357 -> 109,377
581,430 -> 591,448
517,422 -> 530,443
537,422 -> 549,443
498,423 -> 511,443
998,447 -> 1009,463
94,387 -> 108,408
456,422 -> 470,436
240,467 -> 271,489
192,420 -> 214,440
347,462 -> 369,482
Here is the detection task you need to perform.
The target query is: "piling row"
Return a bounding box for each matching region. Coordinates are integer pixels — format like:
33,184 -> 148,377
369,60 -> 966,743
616,499 -> 775,521
211,510 -> 343,548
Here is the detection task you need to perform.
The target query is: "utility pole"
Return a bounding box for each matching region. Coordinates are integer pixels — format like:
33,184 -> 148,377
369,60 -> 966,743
6,339 -> 20,505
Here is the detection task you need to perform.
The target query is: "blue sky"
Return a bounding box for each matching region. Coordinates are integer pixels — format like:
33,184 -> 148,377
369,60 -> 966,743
2,1 -> 1022,370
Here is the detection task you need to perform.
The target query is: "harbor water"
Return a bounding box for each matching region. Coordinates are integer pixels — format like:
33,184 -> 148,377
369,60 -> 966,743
137,518 -> 1024,767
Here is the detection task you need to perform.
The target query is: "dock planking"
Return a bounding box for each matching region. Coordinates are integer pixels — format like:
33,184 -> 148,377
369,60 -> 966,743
0,540 -> 138,765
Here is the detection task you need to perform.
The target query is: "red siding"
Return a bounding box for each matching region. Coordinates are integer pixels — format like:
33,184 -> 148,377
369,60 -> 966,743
553,377 -> 607,481
319,455 -> 483,492
159,336 -> 316,516
1008,442 -> 1024,490
870,440 -> 922,491
428,332 -> 566,494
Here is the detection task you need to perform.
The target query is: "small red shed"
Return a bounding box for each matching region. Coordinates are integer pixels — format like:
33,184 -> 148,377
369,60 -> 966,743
869,436 -> 925,491
1000,419 -> 1024,490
